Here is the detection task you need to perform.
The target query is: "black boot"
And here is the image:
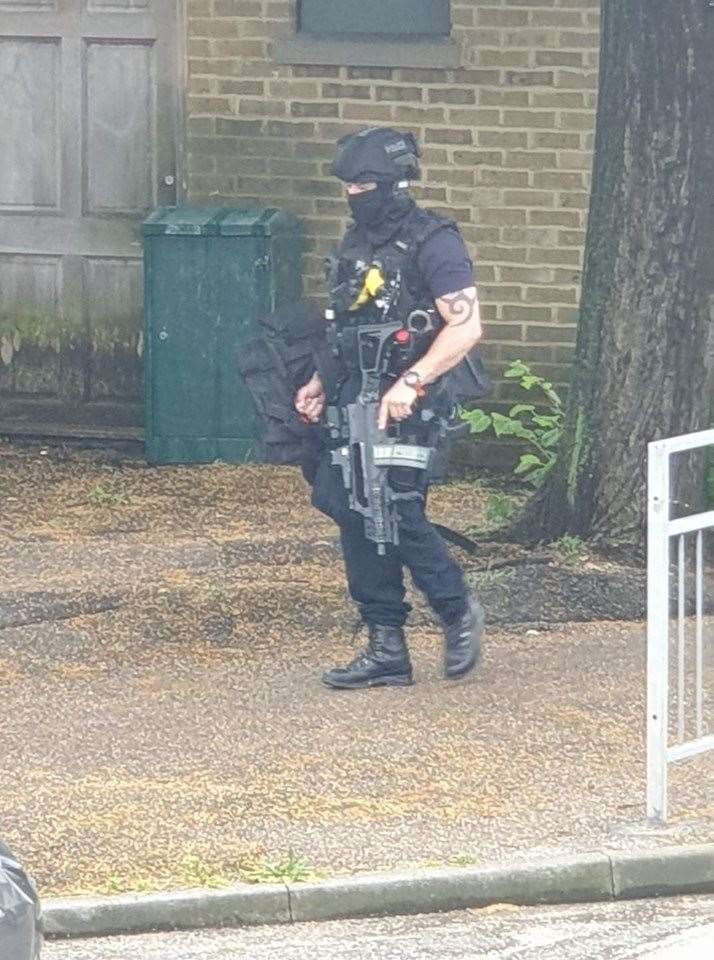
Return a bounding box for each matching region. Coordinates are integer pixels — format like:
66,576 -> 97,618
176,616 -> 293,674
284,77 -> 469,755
322,624 -> 414,689
443,594 -> 484,679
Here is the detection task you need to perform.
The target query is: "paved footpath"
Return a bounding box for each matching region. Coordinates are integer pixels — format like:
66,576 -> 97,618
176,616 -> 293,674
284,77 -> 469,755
44,896 -> 714,959
2,448 -> 712,896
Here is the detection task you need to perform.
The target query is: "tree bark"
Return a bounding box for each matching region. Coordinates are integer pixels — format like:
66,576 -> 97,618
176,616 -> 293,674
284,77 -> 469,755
516,0 -> 714,553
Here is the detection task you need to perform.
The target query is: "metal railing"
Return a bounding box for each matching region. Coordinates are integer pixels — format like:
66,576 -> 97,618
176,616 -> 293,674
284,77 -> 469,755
647,429 -> 714,822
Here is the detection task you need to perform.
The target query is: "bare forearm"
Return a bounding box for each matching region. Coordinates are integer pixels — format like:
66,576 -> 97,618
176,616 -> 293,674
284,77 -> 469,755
410,323 -> 481,386
406,286 -> 483,386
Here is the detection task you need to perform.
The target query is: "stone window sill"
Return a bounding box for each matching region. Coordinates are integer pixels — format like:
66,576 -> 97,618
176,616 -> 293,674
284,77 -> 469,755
272,34 -> 460,70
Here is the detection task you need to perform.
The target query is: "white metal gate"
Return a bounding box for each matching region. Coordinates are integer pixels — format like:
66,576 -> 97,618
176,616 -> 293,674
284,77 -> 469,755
647,429 -> 714,821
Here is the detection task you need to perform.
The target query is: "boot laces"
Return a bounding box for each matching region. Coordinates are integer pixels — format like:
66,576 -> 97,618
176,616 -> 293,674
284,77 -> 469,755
348,615 -> 375,667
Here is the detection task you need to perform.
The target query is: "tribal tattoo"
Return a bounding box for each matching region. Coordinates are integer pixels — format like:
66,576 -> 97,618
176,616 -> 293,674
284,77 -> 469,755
439,287 -> 478,327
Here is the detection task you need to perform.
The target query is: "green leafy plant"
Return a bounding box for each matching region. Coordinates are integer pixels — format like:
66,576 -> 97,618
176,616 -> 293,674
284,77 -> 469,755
87,485 -> 129,506
241,850 -> 319,885
459,360 -> 564,487
484,491 -> 517,527
553,534 -> 586,566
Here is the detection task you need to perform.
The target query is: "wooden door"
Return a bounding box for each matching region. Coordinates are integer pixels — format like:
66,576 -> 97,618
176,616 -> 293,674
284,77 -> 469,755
0,0 -> 180,434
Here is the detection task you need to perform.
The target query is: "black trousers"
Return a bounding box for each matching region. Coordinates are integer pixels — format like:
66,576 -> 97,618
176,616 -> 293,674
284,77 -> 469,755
310,454 -> 469,629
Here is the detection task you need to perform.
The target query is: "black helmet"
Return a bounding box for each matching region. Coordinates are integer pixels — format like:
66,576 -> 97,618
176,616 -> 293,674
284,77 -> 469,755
330,127 -> 421,184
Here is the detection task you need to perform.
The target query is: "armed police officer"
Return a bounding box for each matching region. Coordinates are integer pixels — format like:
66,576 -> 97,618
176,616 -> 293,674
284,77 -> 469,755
294,127 -> 485,690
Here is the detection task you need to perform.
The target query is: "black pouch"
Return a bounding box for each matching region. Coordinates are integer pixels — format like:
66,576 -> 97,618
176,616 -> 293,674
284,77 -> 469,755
442,346 -> 491,405
388,465 -> 429,498
310,453 -> 351,524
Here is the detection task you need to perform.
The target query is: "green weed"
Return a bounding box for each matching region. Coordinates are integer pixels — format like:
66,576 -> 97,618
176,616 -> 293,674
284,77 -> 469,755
484,491 -> 517,527
241,850 -> 319,885
412,853 -> 480,870
178,854 -> 232,889
553,534 -> 586,565
103,875 -> 156,894
467,566 -> 515,587
87,485 -> 129,506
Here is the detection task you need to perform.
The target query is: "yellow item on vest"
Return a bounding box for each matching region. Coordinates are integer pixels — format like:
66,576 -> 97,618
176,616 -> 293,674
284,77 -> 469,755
349,266 -> 385,310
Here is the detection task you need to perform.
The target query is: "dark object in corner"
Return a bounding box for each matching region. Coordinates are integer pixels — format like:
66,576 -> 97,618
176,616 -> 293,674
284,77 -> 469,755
0,841 -> 42,960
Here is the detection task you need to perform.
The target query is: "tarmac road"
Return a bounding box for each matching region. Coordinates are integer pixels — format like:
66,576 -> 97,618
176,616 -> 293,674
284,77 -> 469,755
43,895 -> 714,959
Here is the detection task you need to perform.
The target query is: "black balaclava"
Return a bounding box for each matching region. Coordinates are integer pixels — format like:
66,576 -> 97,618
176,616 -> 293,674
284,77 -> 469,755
348,180 -> 415,246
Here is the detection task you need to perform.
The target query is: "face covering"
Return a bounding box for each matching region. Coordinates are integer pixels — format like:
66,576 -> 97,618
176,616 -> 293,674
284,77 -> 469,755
347,182 -> 391,226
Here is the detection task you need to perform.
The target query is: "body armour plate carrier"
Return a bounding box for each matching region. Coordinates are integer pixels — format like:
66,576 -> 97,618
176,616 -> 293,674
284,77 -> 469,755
235,207 -> 489,479
327,207 -> 489,405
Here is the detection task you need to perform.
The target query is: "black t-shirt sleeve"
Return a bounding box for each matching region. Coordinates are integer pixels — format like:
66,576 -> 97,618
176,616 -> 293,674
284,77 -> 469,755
416,226 -> 475,300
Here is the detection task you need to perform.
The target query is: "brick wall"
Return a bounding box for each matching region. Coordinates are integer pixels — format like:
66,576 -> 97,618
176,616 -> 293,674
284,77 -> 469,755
185,0 -> 600,405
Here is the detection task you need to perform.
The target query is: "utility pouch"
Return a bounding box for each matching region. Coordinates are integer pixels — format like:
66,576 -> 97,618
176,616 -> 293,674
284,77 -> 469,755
441,346 -> 491,405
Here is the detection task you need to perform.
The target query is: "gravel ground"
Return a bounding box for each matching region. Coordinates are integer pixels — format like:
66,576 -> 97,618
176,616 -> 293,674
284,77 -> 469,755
0,442 -> 712,898
42,896 -> 714,960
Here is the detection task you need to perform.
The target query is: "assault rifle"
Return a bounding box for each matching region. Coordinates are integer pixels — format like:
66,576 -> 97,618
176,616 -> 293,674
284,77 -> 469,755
324,267 -> 440,554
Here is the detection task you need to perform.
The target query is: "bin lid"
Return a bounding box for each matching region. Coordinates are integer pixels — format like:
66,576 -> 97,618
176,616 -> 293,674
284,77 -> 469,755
218,208 -> 300,236
142,206 -> 229,236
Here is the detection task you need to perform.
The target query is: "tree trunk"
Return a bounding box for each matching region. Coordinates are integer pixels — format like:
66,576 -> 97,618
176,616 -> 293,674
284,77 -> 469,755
517,0 -> 714,553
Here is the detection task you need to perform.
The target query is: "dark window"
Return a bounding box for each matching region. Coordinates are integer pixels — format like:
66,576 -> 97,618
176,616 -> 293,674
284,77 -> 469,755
298,0 -> 451,38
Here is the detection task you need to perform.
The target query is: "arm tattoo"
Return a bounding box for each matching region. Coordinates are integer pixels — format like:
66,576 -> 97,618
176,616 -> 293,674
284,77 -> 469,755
439,288 -> 477,327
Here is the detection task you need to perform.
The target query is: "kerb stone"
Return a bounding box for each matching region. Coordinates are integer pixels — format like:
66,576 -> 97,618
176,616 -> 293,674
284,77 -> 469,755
287,853 -> 613,923
42,885 -> 290,938
611,844 -> 714,899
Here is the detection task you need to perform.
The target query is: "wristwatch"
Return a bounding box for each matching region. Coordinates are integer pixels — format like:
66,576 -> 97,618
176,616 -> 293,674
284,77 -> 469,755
402,370 -> 423,390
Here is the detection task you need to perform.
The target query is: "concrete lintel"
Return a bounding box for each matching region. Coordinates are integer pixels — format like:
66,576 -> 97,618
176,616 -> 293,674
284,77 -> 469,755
272,36 -> 461,70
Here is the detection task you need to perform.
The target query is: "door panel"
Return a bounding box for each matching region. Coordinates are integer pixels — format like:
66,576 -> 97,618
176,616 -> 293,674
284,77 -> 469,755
82,256 -> 143,399
0,0 -> 180,430
84,40 -> 155,216
0,254 -> 62,396
0,38 -> 60,211
0,254 -> 62,394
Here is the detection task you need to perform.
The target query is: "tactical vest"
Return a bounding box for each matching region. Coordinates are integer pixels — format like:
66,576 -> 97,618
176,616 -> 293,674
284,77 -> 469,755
328,206 -> 490,407
330,207 -> 450,373
236,208 -> 489,482
340,206 -> 450,304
